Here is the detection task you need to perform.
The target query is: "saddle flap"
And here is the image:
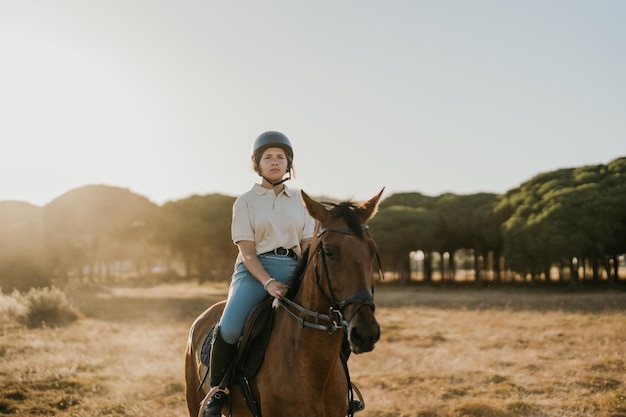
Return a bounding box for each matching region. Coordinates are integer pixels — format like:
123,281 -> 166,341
237,297 -> 275,379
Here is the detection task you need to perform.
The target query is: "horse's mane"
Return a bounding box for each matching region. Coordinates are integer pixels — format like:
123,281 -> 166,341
323,201 -> 365,237
285,200 -> 364,300
286,246 -> 309,299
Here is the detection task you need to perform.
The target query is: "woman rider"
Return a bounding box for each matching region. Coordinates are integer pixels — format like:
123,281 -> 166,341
203,131 -> 314,416
204,131 -> 364,416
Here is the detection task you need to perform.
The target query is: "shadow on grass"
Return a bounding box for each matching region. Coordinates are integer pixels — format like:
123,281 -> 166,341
373,284 -> 626,313
68,282 -> 626,323
71,294 -> 224,323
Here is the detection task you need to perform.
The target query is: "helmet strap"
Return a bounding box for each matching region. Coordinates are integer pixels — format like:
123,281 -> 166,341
262,172 -> 291,187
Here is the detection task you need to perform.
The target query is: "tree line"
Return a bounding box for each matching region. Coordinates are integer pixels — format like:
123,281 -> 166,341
0,187 -> 238,291
370,156 -> 626,285
1,157 -> 624,291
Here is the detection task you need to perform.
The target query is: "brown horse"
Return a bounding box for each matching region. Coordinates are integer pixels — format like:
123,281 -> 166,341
185,190 -> 383,417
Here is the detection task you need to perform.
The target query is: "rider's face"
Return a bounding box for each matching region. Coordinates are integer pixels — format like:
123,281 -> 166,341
259,147 -> 288,180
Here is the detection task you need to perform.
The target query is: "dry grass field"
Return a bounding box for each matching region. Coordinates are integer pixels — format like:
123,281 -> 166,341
1,282 -> 625,417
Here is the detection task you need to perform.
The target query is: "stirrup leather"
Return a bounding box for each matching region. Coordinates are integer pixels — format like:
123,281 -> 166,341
348,382 -> 365,414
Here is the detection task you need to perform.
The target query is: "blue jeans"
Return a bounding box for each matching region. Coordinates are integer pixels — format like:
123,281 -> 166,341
219,254 -> 298,344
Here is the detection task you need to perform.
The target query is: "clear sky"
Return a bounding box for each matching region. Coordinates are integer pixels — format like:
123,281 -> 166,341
1,1 -> 625,206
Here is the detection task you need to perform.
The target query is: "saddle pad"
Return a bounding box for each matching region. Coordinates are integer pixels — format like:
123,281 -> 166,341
199,298 -> 275,373
200,326 -> 215,367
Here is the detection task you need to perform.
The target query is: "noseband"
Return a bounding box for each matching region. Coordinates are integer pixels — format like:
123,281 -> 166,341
278,225 -> 384,333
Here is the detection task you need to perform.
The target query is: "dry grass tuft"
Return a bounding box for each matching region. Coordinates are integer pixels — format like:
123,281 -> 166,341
0,377 -> 100,416
0,289 -> 26,323
504,400 -> 541,416
0,286 -> 81,328
589,358 -> 626,373
598,392 -> 626,417
578,376 -> 622,392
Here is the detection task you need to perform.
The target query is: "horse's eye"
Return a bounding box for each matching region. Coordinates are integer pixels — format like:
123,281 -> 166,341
323,247 -> 335,258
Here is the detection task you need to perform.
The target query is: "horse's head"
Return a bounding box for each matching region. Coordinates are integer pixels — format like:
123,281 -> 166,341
301,189 -> 384,354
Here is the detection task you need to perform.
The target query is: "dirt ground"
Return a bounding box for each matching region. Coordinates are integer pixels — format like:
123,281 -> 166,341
1,283 -> 625,417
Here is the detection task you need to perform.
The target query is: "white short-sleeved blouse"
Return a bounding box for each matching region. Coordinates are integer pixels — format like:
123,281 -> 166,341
231,184 -> 315,266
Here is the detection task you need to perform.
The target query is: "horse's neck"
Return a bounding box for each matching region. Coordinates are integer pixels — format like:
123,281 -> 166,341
271,306 -> 344,389
293,284 -> 328,315
256,310 -> 347,415
280,278 -> 343,361
252,274 -> 347,413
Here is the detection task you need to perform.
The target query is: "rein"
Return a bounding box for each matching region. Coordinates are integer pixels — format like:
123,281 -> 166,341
278,298 -> 344,333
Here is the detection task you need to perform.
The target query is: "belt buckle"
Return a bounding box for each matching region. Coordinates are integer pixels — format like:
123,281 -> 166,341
274,247 -> 289,256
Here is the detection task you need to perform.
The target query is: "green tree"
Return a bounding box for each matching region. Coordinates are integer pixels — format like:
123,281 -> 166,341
435,194 -> 483,281
369,205 -> 439,283
160,194 -> 237,282
380,192 -> 437,210
499,158 -> 626,283
469,195 -> 506,282
602,157 -> 626,282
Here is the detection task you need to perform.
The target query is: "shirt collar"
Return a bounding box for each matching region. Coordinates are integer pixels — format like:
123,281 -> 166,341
252,183 -> 295,197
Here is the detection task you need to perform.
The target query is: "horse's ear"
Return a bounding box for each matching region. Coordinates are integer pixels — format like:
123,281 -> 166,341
358,188 -> 385,222
301,190 -> 330,223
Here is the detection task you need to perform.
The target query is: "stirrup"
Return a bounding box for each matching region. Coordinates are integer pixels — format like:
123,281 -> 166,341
348,382 -> 365,414
348,399 -> 364,414
202,388 -> 228,417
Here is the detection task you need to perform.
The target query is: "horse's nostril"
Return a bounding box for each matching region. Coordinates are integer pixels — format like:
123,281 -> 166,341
349,324 -> 380,353
349,328 -> 362,345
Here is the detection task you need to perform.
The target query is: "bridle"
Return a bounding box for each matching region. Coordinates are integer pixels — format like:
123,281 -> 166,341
278,225 -> 384,334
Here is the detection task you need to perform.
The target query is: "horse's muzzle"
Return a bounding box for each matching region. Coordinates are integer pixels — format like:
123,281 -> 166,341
347,314 -> 380,354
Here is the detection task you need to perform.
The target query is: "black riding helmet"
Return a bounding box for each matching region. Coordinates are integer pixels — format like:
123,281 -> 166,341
251,131 -> 294,176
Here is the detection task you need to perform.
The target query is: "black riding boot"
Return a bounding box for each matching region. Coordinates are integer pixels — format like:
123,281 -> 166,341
342,336 -> 364,414
204,327 -> 238,417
